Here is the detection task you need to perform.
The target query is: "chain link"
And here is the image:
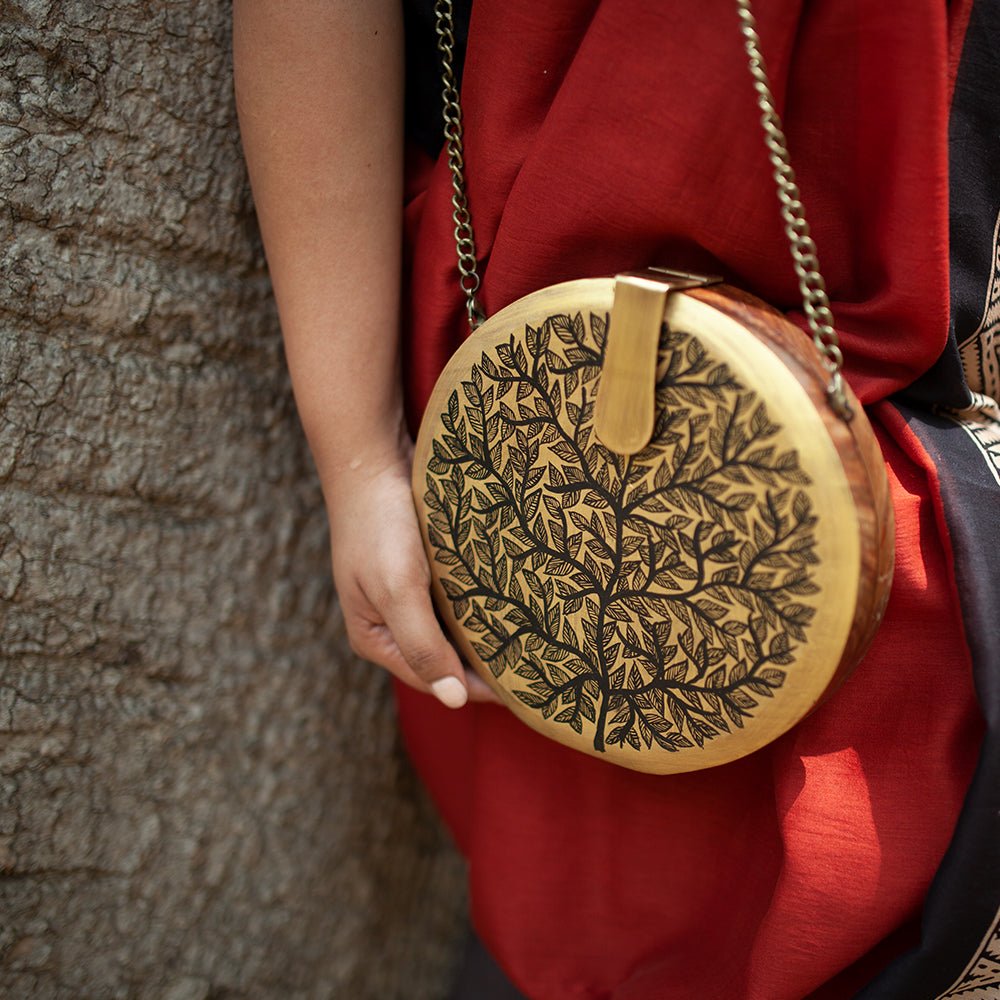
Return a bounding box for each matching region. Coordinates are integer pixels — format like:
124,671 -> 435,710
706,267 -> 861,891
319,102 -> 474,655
434,0 -> 485,330
735,0 -> 852,419
434,0 -> 853,419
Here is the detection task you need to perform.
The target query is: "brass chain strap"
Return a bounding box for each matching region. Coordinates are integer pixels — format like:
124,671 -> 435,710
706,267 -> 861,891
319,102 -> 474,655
434,0 -> 485,331
735,0 -> 851,418
433,0 -> 853,419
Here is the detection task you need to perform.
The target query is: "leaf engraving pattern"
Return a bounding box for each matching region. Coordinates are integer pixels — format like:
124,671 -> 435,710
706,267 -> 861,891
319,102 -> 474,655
424,311 -> 820,754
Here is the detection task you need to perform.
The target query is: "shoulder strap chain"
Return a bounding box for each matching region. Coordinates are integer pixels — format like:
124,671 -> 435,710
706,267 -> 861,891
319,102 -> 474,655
434,1 -> 485,332
433,0 -> 854,420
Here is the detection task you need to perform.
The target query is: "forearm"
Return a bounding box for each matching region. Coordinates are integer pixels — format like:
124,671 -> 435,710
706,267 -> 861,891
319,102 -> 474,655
233,0 -> 406,495
232,2 -> 490,708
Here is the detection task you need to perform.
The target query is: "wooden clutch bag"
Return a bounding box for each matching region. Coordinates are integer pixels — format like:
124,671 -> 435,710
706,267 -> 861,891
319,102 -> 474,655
412,273 -> 893,773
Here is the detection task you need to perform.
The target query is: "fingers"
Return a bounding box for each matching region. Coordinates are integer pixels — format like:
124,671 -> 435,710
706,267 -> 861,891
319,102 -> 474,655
343,572 -> 502,708
464,670 -> 502,704
379,580 -> 467,703
385,582 -> 503,706
328,462 -> 503,709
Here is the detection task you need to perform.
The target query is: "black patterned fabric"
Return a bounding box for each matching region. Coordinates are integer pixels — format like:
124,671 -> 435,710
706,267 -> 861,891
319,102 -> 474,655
857,1 -> 1000,996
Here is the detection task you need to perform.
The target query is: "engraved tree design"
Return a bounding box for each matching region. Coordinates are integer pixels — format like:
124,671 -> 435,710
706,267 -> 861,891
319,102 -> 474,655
423,312 -> 820,754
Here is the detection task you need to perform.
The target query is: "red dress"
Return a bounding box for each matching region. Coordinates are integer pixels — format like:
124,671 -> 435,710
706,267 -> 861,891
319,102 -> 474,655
398,2 -> 983,996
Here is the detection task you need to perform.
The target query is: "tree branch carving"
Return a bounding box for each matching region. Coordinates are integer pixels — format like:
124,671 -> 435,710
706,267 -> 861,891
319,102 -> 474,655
425,313 -> 820,754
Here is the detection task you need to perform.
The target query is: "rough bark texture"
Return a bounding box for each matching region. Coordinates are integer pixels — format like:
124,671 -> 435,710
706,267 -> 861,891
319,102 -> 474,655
0,3 -> 467,997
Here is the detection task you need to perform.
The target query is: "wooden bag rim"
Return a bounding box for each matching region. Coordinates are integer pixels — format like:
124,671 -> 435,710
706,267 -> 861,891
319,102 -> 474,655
413,278 -> 886,773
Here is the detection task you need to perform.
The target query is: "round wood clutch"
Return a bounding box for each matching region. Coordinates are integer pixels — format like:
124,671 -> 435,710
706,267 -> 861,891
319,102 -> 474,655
413,276 -> 894,773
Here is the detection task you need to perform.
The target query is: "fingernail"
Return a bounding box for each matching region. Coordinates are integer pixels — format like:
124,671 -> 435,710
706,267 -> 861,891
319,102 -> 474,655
431,676 -> 468,709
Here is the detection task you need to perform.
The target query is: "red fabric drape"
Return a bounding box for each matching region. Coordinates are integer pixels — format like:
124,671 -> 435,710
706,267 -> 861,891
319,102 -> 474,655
398,3 -> 982,996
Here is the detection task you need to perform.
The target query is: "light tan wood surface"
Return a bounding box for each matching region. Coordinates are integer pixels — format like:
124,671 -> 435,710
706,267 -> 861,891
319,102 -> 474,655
593,275 -> 670,455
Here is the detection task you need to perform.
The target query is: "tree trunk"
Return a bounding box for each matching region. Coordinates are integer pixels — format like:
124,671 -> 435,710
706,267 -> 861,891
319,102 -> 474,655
0,2 -> 466,997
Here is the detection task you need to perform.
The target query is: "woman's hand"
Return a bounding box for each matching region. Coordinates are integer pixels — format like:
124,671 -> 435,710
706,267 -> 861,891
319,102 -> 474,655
326,448 -> 500,708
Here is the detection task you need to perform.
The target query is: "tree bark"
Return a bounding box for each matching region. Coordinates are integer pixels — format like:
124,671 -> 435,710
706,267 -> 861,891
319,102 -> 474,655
0,2 -> 466,997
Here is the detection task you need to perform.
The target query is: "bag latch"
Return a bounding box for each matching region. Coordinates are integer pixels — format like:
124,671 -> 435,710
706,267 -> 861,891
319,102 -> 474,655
594,268 -> 722,455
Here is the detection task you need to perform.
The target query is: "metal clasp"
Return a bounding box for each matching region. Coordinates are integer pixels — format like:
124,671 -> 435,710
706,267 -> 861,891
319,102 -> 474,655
594,269 -> 722,455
